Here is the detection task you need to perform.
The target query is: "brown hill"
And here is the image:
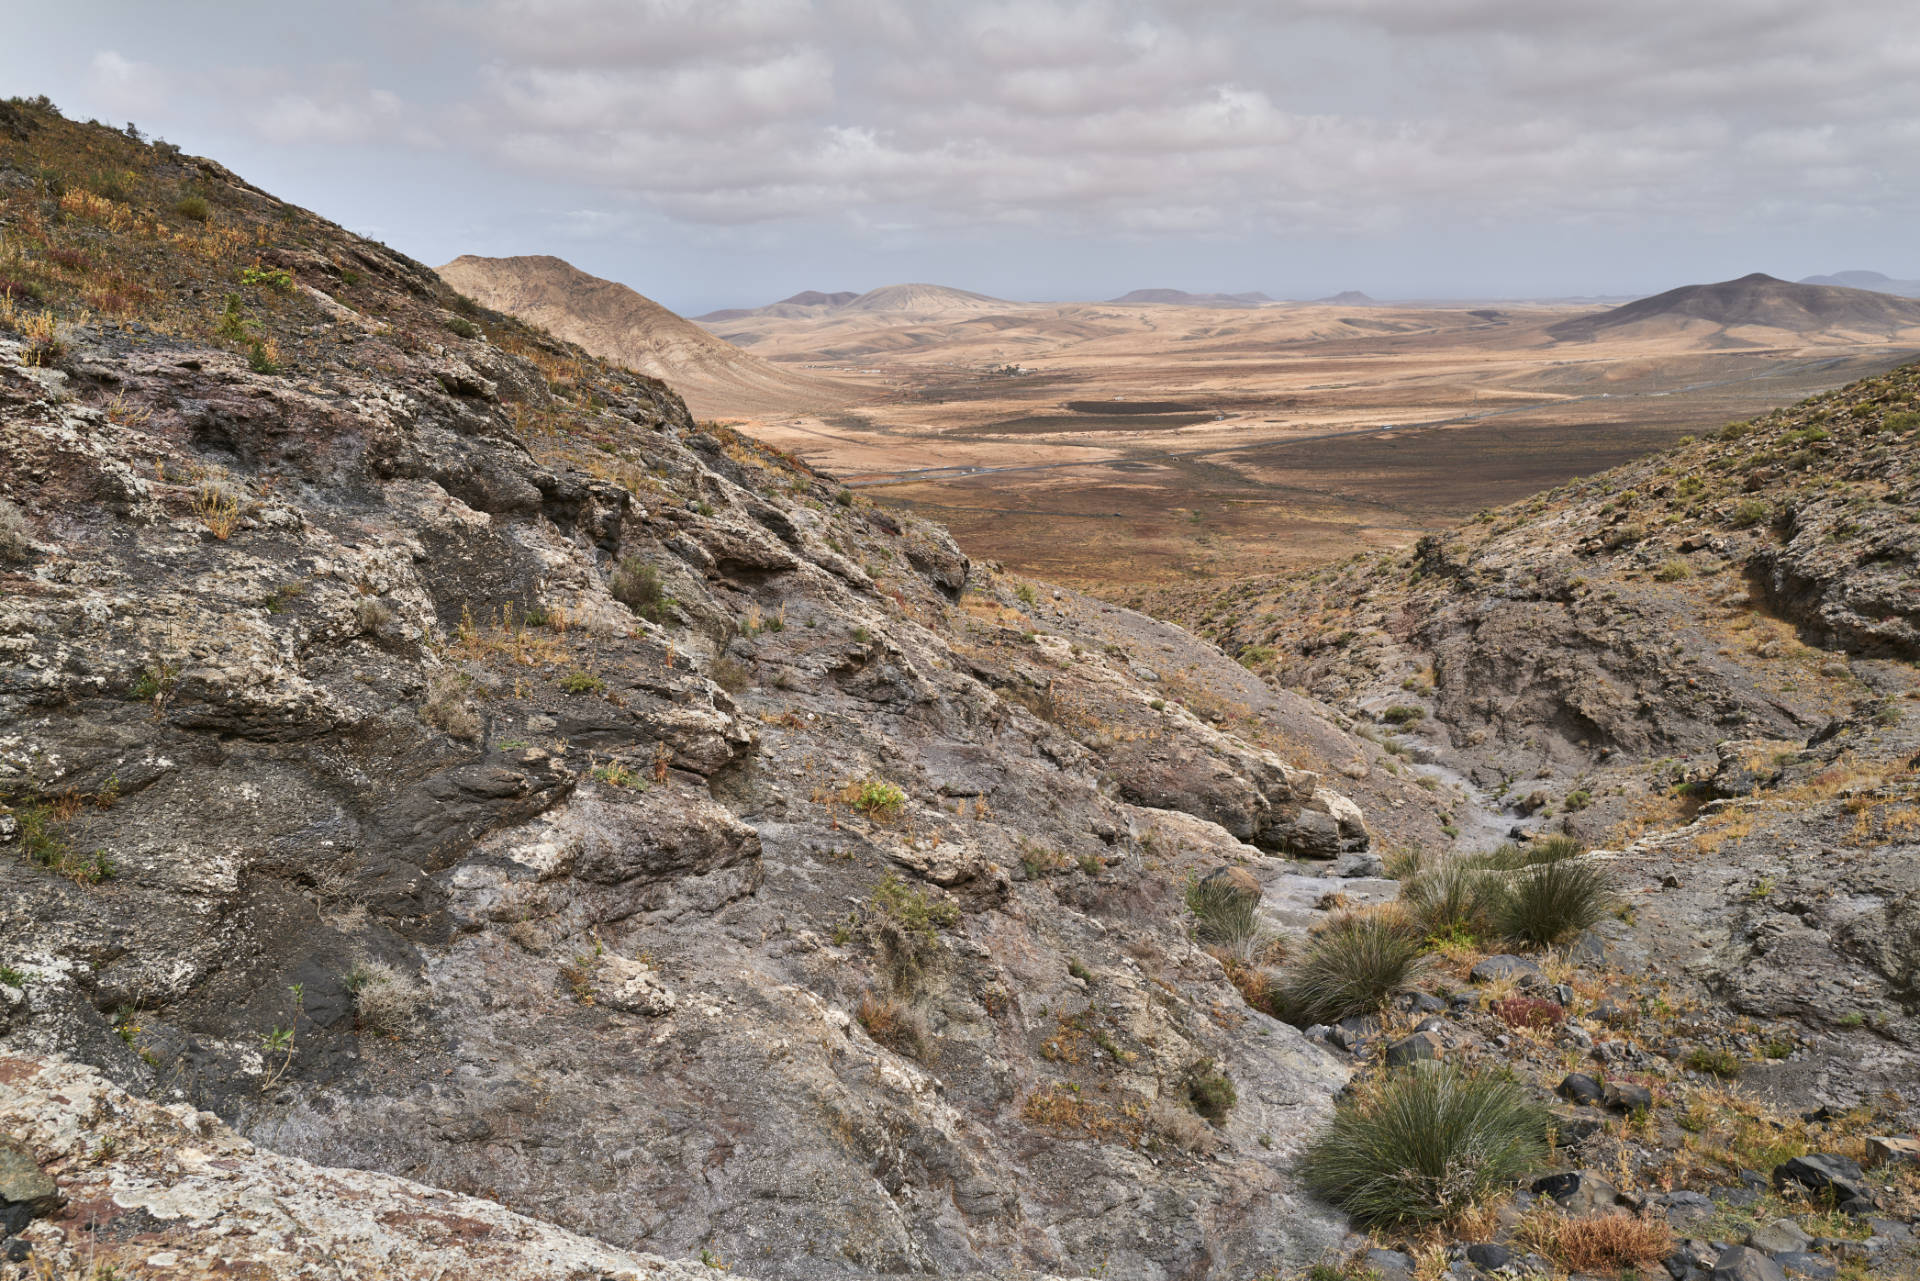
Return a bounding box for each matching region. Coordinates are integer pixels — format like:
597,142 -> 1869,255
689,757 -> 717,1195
437,254 -> 855,418
1108,288 -> 1273,307
839,282 -> 1010,316
1549,272 -> 1920,342
694,290 -> 858,322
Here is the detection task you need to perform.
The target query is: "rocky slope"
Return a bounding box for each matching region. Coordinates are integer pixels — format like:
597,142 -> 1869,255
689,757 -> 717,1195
0,100 -> 1436,1281
1165,364 -> 1920,1115
436,254 -> 857,419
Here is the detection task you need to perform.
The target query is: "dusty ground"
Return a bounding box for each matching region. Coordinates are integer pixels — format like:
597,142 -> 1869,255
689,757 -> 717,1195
702,299 -> 1919,595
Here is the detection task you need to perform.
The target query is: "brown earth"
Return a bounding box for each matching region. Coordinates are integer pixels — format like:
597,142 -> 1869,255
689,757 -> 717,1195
691,294 -> 1918,597
437,254 -> 860,420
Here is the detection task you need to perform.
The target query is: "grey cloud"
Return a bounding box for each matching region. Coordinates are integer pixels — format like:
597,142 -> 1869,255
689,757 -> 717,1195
14,0 -> 1919,309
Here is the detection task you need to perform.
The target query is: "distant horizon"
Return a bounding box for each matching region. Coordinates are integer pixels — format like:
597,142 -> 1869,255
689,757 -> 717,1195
441,255 -> 1914,319
10,2 -> 1919,317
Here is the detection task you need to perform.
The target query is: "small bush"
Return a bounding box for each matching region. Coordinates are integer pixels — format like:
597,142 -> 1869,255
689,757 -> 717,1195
1730,498 -> 1770,528
174,194 -> 211,222
1884,410 -> 1920,433
609,556 -> 667,620
869,871 -> 958,938
1682,1046 -> 1742,1078
856,990 -> 930,1058
445,315 -> 479,340
1380,704 -> 1425,725
1276,913 -> 1429,1025
1655,559 -> 1690,582
1519,1212 -> 1673,1273
1148,1101 -> 1217,1153
239,265 -> 294,293
1299,1063 -> 1551,1228
345,959 -> 425,1036
1185,1060 -> 1236,1124
16,308 -> 63,367
246,338 -> 279,374
421,673 -> 482,740
1495,853 -> 1614,947
1401,861 -> 1497,943
847,778 -> 906,821
1185,876 -> 1260,955
559,670 -> 603,695
709,656 -> 750,692
1494,996 -> 1566,1030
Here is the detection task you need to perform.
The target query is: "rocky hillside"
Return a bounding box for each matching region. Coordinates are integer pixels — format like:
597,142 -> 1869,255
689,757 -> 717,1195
0,100 -> 1449,1281
1167,363 -> 1920,1101
437,253 -> 857,419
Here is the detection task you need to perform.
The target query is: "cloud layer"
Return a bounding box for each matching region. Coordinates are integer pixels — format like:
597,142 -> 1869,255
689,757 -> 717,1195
28,0 -> 1920,305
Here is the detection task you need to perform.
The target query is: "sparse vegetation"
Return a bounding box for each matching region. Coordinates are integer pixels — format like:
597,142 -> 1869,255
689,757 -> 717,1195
1516,1211 -> 1673,1273
344,959 -> 425,1036
1275,913 -> 1428,1025
421,672 -> 482,740
1299,1063 -> 1551,1228
845,778 -> 906,821
609,556 -> 668,620
1183,1060 -> 1236,1123
1493,848 -> 1614,946
559,670 -> 604,695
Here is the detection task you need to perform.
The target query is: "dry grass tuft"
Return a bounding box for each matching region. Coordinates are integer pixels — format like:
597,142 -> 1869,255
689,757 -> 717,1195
1517,1211 -> 1672,1272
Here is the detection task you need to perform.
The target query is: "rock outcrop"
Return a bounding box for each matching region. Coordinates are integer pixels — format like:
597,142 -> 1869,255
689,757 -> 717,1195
0,101 -> 1399,1280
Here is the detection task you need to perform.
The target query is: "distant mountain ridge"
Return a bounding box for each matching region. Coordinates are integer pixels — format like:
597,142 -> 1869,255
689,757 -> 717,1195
1798,270 -> 1920,299
436,254 -> 853,417
1314,291 -> 1378,305
1548,272 -> 1920,341
1107,288 -> 1273,307
696,283 -> 1008,323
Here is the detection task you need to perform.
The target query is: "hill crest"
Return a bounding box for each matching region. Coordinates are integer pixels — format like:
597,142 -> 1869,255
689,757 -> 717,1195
437,254 -> 854,417
1548,271 -> 1920,341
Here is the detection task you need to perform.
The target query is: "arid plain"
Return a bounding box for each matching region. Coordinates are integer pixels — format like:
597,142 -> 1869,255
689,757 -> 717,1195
695,287 -> 1920,601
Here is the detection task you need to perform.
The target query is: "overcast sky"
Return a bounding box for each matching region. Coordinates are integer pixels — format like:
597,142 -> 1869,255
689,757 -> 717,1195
7,1 -> 1918,314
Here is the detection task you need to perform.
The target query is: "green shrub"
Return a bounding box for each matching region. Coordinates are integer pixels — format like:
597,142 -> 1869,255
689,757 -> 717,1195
848,778 -> 906,821
1655,559 -> 1690,582
216,293 -> 249,341
870,871 -> 957,936
445,315 -> 479,340
174,194 -> 211,222
1185,1060 -> 1237,1124
1730,498 -> 1770,528
1381,704 -> 1425,725
1299,1063 -> 1551,1228
1401,861 -> 1498,943
609,556 -> 667,621
1683,1046 -> 1742,1078
1883,410 -> 1920,433
1494,852 -> 1613,947
1185,875 -> 1263,960
1276,914 -> 1428,1025
559,670 -> 603,694
246,340 -> 278,374
239,265 -> 294,293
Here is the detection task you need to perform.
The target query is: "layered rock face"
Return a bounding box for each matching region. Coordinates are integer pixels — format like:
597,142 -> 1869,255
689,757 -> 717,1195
0,104 -> 1407,1280
1174,365 -> 1920,1116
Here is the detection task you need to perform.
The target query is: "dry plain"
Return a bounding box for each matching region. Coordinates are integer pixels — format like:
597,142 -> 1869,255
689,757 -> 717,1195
698,290 -> 1920,602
